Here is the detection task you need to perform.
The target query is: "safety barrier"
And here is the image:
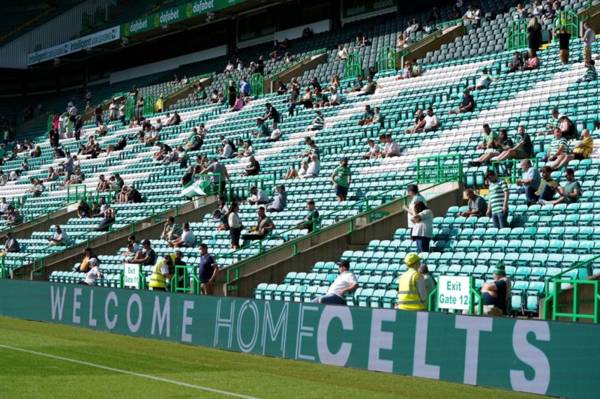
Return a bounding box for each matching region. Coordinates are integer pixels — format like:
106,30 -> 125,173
416,154 -> 463,184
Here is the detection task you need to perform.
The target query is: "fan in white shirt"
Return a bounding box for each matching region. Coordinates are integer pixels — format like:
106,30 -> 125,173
248,186 -> 269,205
83,258 -> 101,286
423,108 -> 439,131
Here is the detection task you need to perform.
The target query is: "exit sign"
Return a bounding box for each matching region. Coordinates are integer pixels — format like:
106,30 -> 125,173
437,275 -> 471,311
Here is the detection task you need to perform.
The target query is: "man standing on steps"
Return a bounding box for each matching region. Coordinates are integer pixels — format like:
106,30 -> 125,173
582,21 -> 596,65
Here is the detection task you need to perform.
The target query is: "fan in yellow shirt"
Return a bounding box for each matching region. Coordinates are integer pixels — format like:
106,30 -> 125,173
550,128 -> 593,170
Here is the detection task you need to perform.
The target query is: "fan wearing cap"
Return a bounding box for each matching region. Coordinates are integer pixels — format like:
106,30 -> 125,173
396,253 -> 428,311
481,264 -> 511,316
331,158 -> 352,202
312,260 -> 358,306
80,258 -> 101,286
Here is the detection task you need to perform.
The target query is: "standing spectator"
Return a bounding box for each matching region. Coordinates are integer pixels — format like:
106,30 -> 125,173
396,253 -> 428,311
527,17 -> 542,57
198,243 -> 218,295
267,185 -> 287,212
297,199 -> 320,233
312,260 -> 357,305
262,103 -> 280,130
486,170 -> 510,228
481,264 -> 510,316
358,105 -> 374,125
419,264 -> 436,297
331,158 -> 352,201
582,21 -> 596,65
227,203 -> 243,250
516,159 -> 541,205
411,201 -> 433,252
49,129 -> 60,148
557,27 -> 570,64
460,189 -> 488,217
406,184 -> 427,227
201,158 -> 230,196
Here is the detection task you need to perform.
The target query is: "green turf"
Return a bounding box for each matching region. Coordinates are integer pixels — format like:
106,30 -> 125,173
0,316 -> 544,399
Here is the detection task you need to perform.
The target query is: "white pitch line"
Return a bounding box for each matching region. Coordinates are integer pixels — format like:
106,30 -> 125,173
0,343 -> 259,399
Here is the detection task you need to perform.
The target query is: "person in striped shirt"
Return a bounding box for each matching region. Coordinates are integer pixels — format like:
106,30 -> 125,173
544,128 -> 569,162
486,170 -> 509,228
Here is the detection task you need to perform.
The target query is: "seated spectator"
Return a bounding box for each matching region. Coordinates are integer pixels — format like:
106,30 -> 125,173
516,159 -> 542,205
5,207 -> 22,225
358,105 -> 375,125
469,68 -> 493,91
229,94 -> 245,112
268,185 -> 287,212
310,111 -> 325,130
463,5 -> 482,25
244,156 -> 261,176
96,174 -> 110,192
544,168 -> 582,204
449,89 -> 475,114
536,166 -> 560,203
372,107 -> 385,128
524,51 -> 540,70
470,129 -> 513,166
165,112 -> 181,126
357,76 -> 377,96
80,258 -> 101,286
460,189 -> 488,217
422,107 -> 439,132
476,124 -> 497,152
329,88 -> 343,106
363,139 -> 380,159
381,134 -> 400,158
397,60 -> 415,80
95,208 -> 115,232
297,200 -> 320,232
578,60 -> 597,82
508,51 -> 524,73
242,206 -> 275,243
161,216 -> 182,242
49,225 -> 69,246
558,113 -> 578,140
544,128 -> 569,162
349,75 -> 364,93
78,247 -> 98,273
494,126 -> 533,161
276,81 -> 287,95
0,198 -> 9,215
220,139 -> 236,159
312,260 -> 357,305
238,140 -> 254,158
77,200 -> 91,218
29,178 -> 45,197
481,264 -> 510,316
122,235 -> 140,262
170,222 -> 196,248
254,118 -> 271,138
336,44 -> 349,60
407,109 -> 425,133
300,87 -> 314,109
404,18 -> 420,36
130,239 -> 157,265
550,129 -> 593,170
266,127 -> 282,142
248,186 -> 269,205
3,232 -> 20,253
397,32 -> 409,49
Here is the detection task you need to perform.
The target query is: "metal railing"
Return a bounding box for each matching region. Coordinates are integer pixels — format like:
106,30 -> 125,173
506,19 -> 528,50
491,158 -> 539,184
222,180 -> 455,294
553,9 -> 579,39
542,254 -> 600,322
344,52 -> 363,79
377,46 -> 398,72
416,154 -> 463,184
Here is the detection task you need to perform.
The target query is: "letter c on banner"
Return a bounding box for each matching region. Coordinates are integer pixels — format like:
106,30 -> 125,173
104,291 -> 118,330
510,320 -> 551,395
317,306 -> 353,366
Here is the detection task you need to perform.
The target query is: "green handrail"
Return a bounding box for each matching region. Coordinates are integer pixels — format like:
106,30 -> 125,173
66,184 -> 87,203
553,9 -> 579,39
416,154 -> 463,184
377,46 -> 398,72
172,264 -> 200,294
223,180 -> 455,293
542,254 -> 600,322
250,73 -> 264,98
506,19 -> 528,50
344,52 -> 362,79
0,256 -> 6,279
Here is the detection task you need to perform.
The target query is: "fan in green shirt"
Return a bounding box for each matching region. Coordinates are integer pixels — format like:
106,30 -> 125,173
331,158 -> 352,201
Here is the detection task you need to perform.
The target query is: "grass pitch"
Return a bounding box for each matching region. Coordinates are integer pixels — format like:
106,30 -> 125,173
0,316 -> 543,399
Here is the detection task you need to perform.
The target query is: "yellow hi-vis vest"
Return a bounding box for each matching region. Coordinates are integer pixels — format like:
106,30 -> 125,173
396,268 -> 426,311
149,256 -> 173,289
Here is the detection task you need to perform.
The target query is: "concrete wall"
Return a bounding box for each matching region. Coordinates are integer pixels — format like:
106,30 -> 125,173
12,196 -> 217,280
401,24 -> 466,64
218,182 -> 462,297
264,53 -> 328,93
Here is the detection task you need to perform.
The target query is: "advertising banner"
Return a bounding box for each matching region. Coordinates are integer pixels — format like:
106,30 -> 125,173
122,0 -> 246,37
27,26 -> 120,66
0,280 -> 599,399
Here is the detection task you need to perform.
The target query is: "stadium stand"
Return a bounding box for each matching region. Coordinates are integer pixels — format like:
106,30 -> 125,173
0,0 -> 595,323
